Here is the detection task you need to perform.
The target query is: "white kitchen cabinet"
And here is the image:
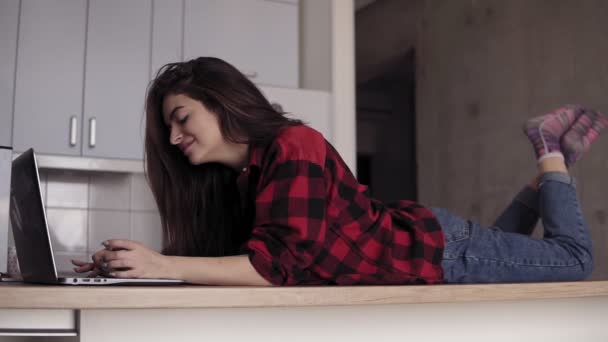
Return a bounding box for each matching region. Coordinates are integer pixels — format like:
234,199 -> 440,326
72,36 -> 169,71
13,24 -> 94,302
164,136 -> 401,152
0,309 -> 77,337
82,0 -> 151,159
0,0 -> 19,148
184,0 -> 299,88
13,0 -> 152,160
151,0 -> 184,78
11,0 -> 305,163
259,86 -> 332,143
13,0 -> 87,156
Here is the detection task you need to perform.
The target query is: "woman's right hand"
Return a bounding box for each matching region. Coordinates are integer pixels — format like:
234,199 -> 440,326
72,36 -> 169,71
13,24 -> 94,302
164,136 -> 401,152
71,249 -> 110,278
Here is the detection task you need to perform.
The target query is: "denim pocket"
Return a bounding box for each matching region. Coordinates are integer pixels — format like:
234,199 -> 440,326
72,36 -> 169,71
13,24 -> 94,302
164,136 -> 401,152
431,207 -> 470,243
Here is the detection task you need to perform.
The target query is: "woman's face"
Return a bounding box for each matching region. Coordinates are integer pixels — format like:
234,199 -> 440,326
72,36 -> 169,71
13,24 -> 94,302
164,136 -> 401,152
162,93 -> 226,165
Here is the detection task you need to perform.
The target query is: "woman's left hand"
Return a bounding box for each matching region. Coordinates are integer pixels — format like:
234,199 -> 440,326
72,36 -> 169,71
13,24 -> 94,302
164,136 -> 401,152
96,239 -> 173,279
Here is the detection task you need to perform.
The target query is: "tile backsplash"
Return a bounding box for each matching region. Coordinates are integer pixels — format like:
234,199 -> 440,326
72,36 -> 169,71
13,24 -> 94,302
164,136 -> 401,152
9,170 -> 163,274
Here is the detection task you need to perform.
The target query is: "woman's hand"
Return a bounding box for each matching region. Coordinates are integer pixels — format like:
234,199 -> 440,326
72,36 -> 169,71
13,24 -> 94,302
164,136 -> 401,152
71,246 -> 113,278
71,239 -> 174,279
71,257 -> 104,278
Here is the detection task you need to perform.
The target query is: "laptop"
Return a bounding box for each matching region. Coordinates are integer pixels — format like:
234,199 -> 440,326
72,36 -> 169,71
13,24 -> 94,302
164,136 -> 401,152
9,148 -> 184,286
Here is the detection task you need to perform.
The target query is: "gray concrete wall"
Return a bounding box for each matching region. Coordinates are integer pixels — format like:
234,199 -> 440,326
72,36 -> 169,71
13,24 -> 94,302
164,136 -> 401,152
416,0 -> 608,280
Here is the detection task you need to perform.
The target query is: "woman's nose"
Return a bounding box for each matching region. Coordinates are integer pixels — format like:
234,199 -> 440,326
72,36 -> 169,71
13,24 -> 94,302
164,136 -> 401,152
169,127 -> 183,145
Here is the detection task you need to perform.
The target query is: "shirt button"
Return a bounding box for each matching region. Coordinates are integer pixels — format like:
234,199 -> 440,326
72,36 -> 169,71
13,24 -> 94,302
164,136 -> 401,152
242,167 -> 248,173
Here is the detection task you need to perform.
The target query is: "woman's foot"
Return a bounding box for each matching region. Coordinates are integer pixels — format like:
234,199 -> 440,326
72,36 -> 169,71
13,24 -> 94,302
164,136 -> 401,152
523,105 -> 583,162
561,109 -> 608,167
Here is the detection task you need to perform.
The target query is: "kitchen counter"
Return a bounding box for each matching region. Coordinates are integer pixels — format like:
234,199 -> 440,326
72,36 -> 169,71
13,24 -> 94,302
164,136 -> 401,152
1,280 -> 608,309
2,282 -> 608,341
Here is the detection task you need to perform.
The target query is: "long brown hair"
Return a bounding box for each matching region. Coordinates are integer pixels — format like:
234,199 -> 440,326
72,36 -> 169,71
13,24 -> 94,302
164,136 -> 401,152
144,57 -> 303,257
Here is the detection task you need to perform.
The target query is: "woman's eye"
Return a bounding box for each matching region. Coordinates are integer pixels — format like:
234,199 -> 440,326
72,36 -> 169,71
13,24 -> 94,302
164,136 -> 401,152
178,115 -> 189,124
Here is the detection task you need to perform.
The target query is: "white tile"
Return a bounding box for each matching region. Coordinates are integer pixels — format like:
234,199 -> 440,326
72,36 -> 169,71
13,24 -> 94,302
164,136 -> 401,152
130,212 -> 163,252
88,210 -> 131,252
89,172 -> 131,210
53,252 -> 88,274
46,208 -> 88,253
46,170 -> 89,209
130,174 -> 158,211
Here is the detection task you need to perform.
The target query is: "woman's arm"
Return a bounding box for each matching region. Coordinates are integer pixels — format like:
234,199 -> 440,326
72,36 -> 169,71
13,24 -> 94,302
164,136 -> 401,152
166,254 -> 273,286
73,240 -> 273,286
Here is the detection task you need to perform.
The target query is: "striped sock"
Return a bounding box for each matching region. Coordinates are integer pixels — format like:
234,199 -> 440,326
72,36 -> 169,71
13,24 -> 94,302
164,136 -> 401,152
561,109 -> 608,166
523,105 -> 583,162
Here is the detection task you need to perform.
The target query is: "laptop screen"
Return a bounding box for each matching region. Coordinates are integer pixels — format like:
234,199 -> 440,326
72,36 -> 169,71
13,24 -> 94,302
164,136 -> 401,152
10,148 -> 59,283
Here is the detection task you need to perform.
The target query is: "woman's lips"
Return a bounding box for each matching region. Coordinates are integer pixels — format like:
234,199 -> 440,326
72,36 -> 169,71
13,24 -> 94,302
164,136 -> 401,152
181,141 -> 194,154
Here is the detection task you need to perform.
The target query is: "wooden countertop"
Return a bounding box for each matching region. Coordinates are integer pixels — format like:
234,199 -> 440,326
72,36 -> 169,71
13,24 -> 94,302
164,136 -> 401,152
1,281 -> 608,309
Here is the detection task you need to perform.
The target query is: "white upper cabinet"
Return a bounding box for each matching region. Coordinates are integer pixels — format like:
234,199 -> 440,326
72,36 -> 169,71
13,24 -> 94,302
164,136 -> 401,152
151,0 -> 184,79
82,0 -> 152,159
9,0 -> 310,163
13,0 -> 87,156
184,0 -> 299,88
0,0 -> 19,147
13,0 -> 152,160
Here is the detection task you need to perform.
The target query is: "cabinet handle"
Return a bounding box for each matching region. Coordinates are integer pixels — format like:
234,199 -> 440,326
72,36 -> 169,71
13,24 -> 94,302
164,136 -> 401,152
69,116 -> 77,147
89,117 -> 97,148
243,71 -> 258,79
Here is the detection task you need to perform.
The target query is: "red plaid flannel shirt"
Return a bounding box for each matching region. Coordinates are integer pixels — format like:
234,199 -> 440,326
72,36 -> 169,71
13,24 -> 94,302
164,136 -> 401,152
238,125 -> 445,285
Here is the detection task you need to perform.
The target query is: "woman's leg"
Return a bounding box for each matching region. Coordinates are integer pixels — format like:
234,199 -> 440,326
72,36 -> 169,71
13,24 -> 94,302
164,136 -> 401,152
439,156 -> 593,283
490,105 -> 607,234
492,178 -> 539,235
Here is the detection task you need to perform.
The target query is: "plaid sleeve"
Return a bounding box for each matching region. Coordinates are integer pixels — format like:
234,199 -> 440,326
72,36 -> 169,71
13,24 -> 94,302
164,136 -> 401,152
244,153 -> 327,286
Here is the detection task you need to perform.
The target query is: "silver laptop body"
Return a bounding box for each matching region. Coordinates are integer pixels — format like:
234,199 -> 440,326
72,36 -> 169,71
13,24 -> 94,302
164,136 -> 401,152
10,148 -> 184,286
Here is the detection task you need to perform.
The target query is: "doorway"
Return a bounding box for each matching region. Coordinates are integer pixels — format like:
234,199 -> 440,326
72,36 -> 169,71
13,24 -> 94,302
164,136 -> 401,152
356,50 -> 417,203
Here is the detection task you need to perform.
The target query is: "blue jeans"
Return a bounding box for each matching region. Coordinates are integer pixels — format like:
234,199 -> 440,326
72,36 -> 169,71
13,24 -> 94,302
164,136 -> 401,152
433,172 -> 594,283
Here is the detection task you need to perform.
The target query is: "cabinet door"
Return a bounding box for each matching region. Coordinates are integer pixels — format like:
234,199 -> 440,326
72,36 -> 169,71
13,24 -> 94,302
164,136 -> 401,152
259,86 -> 332,143
0,309 -> 77,336
151,0 -> 183,78
0,0 -> 19,148
83,0 -> 152,159
13,0 -> 87,155
145,0 -> 184,158
184,0 -> 299,88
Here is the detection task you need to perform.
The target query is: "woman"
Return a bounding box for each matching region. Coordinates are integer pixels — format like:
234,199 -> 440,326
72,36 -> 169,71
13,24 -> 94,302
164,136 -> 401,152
72,57 -> 607,285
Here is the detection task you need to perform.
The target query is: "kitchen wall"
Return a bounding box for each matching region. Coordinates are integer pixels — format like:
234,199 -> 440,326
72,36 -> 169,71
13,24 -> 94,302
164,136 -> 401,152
415,0 -> 608,279
10,170 -> 162,274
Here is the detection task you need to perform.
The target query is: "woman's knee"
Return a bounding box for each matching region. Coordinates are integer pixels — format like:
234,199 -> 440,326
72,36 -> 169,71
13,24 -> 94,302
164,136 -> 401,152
551,236 -> 594,280
578,247 -> 594,280
568,241 -> 593,280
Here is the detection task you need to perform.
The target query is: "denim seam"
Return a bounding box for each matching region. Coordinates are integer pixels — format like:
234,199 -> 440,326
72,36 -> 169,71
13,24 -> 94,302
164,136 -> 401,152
570,186 -> 591,250
538,177 -> 575,189
442,254 -> 587,268
443,222 -> 471,243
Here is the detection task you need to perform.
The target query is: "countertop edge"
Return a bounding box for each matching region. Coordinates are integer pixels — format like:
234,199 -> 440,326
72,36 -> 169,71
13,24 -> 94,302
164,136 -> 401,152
1,281 -> 608,309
